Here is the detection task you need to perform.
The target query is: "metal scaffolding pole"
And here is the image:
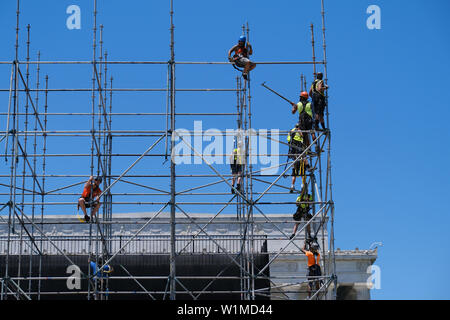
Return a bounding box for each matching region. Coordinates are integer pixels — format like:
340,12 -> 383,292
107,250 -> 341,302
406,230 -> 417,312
168,0 -> 176,301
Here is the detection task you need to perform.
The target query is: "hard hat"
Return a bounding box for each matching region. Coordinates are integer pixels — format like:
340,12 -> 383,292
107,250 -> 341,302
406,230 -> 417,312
310,243 -> 320,251
317,72 -> 323,80
295,122 -> 301,128
95,176 -> 103,183
238,35 -> 246,43
300,91 -> 309,99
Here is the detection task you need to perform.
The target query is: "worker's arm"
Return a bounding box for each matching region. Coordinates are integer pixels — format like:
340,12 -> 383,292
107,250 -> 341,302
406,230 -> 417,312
247,43 -> 253,56
300,242 -> 308,255
84,176 -> 94,188
291,102 -> 298,114
317,81 -> 329,92
228,45 -> 238,60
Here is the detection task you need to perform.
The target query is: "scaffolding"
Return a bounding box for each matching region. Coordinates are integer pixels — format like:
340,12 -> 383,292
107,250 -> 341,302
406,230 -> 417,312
0,0 -> 337,300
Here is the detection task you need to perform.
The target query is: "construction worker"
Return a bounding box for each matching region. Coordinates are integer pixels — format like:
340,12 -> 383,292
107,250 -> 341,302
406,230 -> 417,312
230,146 -> 244,194
300,242 -> 322,298
89,255 -> 113,278
290,188 -> 313,241
309,72 -> 328,130
291,91 -> 316,150
287,124 -> 310,193
78,176 -> 102,223
228,35 -> 256,80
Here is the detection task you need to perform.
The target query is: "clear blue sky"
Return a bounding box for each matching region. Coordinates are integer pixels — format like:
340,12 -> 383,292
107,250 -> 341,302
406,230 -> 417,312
0,0 -> 449,300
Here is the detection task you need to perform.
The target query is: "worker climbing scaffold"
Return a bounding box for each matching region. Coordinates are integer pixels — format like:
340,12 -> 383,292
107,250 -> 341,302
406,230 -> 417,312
230,142 -> 245,194
309,72 -> 329,131
77,176 -> 102,223
287,124 -> 310,193
290,183 -> 314,241
300,242 -> 322,299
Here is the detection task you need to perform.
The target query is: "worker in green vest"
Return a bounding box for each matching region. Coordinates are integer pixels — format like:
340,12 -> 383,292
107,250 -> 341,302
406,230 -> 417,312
291,91 -> 316,151
287,124 -> 310,193
230,146 -> 244,194
290,188 -> 313,240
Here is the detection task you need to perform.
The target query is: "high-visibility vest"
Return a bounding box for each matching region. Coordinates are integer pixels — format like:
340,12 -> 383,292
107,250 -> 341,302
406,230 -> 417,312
296,194 -> 313,209
287,129 -> 303,143
297,101 -> 313,118
232,148 -> 243,164
311,79 -> 325,96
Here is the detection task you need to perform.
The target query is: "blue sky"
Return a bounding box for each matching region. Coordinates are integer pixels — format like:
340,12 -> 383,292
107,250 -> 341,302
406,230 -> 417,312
1,0 -> 449,300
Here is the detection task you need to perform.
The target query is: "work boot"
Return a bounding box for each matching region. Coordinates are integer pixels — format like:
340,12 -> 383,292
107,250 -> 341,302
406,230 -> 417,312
289,233 -> 295,240
242,73 -> 248,80
84,215 -> 90,223
231,187 -> 235,194
289,185 -> 294,193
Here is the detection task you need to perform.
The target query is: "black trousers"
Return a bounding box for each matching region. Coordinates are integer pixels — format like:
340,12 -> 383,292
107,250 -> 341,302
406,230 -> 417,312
312,92 -> 326,117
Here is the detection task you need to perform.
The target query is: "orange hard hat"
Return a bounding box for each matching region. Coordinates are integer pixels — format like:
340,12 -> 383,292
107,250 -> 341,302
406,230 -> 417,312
300,91 -> 309,99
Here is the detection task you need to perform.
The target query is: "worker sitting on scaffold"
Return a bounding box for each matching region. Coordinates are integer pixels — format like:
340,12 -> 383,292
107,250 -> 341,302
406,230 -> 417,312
228,35 -> 256,80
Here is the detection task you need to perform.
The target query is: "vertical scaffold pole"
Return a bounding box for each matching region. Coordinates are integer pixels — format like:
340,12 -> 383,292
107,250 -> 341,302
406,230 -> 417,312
246,22 -> 256,300
29,49 -> 41,297
169,0 -> 177,301
2,0 -> 21,301
17,23 -> 31,297
310,23 -> 317,78
320,0 -> 337,300
38,73 -> 48,300
88,0 -> 98,301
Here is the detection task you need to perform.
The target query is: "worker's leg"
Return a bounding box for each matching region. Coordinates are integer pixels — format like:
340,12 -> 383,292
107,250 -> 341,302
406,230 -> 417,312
290,175 -> 296,192
91,201 -> 101,217
231,165 -> 236,193
311,93 -> 318,130
290,161 -> 299,192
247,61 -> 256,72
307,275 -> 312,298
306,223 -> 312,239
289,223 -> 299,240
236,166 -> 242,191
292,222 -> 299,235
318,95 -> 326,130
78,198 -> 87,216
244,62 -> 250,74
320,113 -> 326,130
302,129 -> 311,151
